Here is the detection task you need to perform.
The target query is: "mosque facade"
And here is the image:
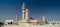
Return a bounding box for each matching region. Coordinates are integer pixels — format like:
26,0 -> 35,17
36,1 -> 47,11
17,3 -> 47,25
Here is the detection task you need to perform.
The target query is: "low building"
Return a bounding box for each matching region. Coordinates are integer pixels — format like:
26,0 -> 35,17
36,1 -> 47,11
48,21 -> 60,25
4,20 -> 14,25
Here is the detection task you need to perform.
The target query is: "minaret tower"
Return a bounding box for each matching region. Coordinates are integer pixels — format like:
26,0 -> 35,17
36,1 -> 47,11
22,3 -> 26,20
16,15 -> 19,22
25,8 -> 29,20
42,16 -> 45,21
42,16 -> 46,24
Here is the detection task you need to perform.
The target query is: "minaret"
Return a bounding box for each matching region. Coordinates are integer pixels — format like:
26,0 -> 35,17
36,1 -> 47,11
25,8 -> 29,20
22,3 -> 26,20
16,15 -> 19,22
42,16 -> 45,21
42,16 -> 46,24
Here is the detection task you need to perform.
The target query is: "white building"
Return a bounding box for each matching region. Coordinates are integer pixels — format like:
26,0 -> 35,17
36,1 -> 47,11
4,20 -> 14,25
48,21 -> 60,25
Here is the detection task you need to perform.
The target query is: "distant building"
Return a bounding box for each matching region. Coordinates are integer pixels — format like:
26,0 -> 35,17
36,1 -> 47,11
48,21 -> 60,25
4,20 -> 13,25
48,19 -> 60,25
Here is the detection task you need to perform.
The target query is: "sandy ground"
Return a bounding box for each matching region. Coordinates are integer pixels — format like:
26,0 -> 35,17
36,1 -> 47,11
2,24 -> 60,27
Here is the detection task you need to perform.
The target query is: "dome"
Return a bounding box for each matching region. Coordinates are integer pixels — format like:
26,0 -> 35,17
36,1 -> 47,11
29,17 -> 34,20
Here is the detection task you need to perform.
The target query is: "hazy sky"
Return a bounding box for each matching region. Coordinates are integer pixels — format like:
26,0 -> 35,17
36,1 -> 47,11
0,0 -> 60,22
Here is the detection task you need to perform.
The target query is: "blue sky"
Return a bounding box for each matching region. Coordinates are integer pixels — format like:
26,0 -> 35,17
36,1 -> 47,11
0,0 -> 60,22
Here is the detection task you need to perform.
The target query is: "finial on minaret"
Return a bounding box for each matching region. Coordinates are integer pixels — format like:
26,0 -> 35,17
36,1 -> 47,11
23,3 -> 25,7
22,3 -> 26,10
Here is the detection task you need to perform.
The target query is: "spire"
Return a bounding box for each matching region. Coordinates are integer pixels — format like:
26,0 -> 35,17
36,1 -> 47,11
22,3 -> 26,10
23,3 -> 25,7
43,16 -> 45,18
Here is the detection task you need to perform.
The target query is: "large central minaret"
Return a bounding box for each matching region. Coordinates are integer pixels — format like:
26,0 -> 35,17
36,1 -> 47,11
22,3 -> 26,20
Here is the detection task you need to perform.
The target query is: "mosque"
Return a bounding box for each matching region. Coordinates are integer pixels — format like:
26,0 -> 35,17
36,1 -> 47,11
16,3 -> 47,25
4,3 -> 60,26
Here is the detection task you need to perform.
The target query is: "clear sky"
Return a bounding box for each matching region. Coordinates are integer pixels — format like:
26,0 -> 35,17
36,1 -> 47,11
0,0 -> 60,22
